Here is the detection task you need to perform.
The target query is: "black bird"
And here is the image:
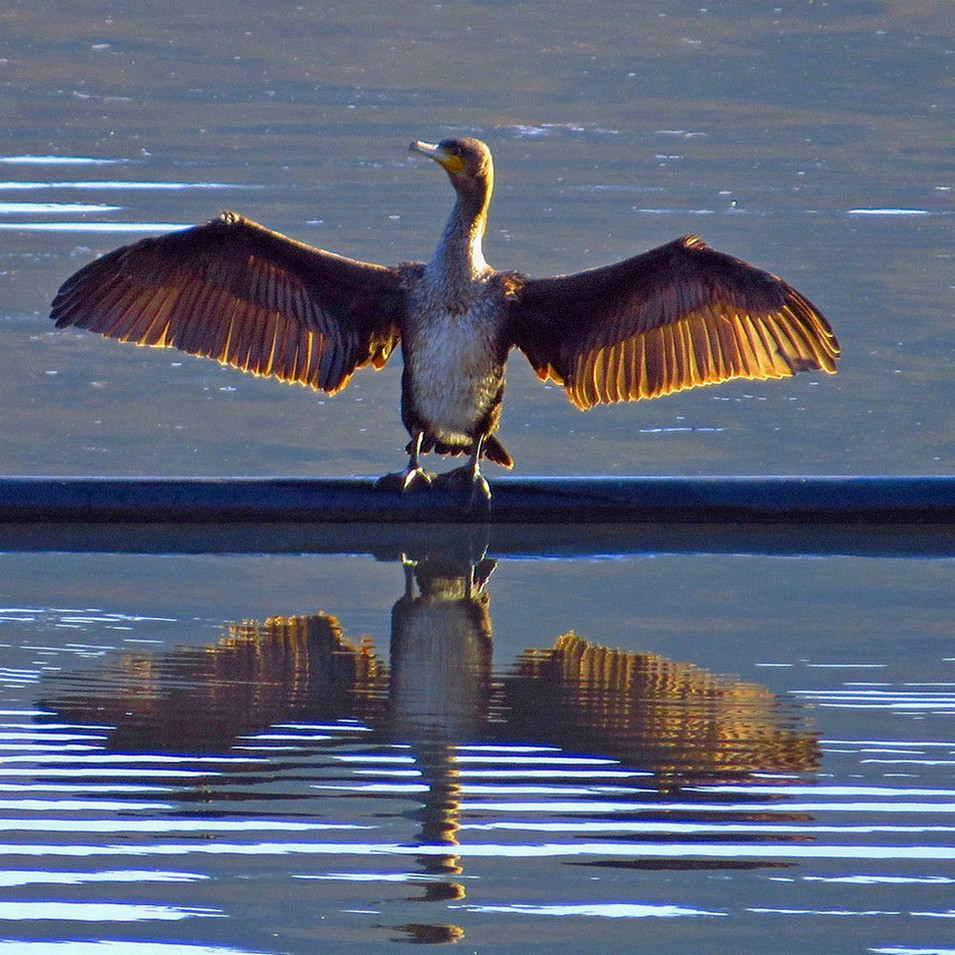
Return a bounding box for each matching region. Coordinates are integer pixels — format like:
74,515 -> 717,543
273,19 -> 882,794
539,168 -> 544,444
50,137 -> 839,498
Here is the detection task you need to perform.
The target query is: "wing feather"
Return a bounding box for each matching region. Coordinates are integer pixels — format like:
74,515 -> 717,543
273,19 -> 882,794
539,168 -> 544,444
50,212 -> 407,394
509,235 -> 839,410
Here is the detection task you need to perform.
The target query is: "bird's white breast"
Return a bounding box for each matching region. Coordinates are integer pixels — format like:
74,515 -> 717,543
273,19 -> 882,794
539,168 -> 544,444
404,288 -> 504,444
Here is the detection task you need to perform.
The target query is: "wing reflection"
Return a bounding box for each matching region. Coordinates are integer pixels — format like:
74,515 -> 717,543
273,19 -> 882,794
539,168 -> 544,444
43,612 -> 386,752
38,546 -> 818,941
504,631 -> 817,786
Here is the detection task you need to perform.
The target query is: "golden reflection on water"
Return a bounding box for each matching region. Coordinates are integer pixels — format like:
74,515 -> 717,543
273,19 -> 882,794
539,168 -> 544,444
509,632 -> 818,785
43,554 -> 816,785
35,551 -> 821,946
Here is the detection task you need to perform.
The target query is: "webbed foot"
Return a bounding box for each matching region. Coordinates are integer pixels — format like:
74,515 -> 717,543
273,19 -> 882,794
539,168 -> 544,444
375,466 -> 437,493
433,465 -> 492,504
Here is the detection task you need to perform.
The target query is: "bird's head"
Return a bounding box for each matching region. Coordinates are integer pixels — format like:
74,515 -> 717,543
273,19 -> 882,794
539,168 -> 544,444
410,137 -> 494,204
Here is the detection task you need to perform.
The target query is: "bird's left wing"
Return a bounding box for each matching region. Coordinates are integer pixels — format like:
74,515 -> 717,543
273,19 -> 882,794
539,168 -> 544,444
51,212 -> 411,394
507,235 -> 839,410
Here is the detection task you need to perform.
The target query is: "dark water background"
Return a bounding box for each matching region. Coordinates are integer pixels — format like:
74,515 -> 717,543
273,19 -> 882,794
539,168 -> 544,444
0,1 -> 952,952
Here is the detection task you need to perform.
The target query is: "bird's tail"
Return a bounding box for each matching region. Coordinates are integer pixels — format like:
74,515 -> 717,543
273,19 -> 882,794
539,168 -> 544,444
407,434 -> 513,469
483,436 -> 513,469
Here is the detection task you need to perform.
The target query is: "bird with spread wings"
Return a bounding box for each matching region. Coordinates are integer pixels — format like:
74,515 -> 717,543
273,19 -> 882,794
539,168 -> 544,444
51,138 -> 839,497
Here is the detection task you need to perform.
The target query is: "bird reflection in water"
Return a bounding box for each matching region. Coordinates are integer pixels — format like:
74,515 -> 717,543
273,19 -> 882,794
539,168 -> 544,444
390,555 -> 496,898
40,545 -> 818,943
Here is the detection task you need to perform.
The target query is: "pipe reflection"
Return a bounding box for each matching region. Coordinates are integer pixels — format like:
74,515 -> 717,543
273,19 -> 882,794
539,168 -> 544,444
39,544 -> 818,942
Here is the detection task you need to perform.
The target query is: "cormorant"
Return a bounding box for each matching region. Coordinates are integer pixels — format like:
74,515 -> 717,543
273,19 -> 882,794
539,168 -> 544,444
50,137 -> 840,499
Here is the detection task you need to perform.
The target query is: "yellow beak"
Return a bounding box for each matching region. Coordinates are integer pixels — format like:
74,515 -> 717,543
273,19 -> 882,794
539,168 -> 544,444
409,140 -> 464,174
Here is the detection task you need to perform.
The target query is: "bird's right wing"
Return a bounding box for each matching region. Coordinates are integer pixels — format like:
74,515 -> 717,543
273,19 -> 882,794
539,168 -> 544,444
51,212 -> 412,394
508,235 -> 839,410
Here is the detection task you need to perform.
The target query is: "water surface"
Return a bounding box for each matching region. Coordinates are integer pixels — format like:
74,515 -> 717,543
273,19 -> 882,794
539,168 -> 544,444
0,2 -> 952,952
1,0 -> 951,479
0,537 -> 953,953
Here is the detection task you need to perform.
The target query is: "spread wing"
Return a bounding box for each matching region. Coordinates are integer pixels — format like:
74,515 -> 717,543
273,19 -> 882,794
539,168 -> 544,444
51,212 -> 411,394
508,235 -> 839,410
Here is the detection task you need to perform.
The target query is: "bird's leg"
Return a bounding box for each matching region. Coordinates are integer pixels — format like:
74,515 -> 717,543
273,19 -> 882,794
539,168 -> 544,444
375,431 -> 436,493
400,555 -> 418,598
433,435 -> 492,502
466,435 -> 491,503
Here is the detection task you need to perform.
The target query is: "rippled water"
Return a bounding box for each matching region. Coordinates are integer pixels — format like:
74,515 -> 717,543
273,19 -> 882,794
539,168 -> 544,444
0,542 -> 952,953
1,0 -> 953,951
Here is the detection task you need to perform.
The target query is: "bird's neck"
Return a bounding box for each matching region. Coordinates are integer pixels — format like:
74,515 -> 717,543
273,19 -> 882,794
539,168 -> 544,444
430,183 -> 490,283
